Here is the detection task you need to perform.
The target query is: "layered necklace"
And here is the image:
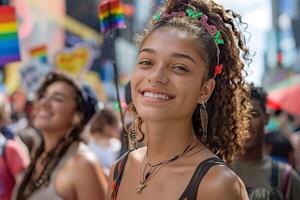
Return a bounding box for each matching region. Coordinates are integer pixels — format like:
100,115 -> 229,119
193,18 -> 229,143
137,139 -> 196,194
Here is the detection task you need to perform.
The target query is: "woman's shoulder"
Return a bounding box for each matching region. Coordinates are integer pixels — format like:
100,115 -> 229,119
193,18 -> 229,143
61,142 -> 104,178
69,142 -> 100,166
197,163 -> 248,200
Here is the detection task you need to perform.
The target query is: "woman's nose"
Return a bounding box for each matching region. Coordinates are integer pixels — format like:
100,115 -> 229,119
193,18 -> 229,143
39,95 -> 52,107
147,67 -> 169,85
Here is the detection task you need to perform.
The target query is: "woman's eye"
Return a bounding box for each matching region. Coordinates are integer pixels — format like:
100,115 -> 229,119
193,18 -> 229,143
172,65 -> 189,72
251,111 -> 259,118
53,97 -> 64,102
139,60 -> 152,65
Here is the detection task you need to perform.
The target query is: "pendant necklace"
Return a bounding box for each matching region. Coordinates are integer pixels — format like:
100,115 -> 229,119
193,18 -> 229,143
137,139 -> 196,194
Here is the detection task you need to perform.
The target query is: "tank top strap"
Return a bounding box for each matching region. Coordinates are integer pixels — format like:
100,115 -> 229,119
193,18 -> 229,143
179,157 -> 227,200
110,150 -> 132,200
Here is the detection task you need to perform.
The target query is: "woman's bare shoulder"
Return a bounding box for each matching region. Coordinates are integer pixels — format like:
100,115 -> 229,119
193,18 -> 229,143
62,143 -> 106,182
197,164 -> 249,200
57,143 -> 107,200
68,143 -> 99,168
106,147 -> 146,199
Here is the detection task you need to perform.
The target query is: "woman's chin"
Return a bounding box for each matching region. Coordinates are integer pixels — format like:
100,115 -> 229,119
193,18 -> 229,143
138,111 -> 169,122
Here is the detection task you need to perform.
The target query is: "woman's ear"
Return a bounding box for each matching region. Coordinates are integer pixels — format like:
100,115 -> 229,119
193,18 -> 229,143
72,113 -> 81,127
198,79 -> 215,102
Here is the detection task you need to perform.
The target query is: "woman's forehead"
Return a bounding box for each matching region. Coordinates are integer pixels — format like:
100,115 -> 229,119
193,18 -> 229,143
143,26 -> 193,44
140,27 -> 206,66
45,81 -> 77,96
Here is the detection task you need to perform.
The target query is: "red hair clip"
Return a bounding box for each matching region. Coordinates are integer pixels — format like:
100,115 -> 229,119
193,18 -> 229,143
213,64 -> 223,78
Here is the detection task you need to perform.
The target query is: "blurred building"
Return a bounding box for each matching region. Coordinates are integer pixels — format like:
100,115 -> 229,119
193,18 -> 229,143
263,0 -> 300,89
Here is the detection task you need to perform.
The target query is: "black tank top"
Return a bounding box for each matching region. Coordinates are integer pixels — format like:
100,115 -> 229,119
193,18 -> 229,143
110,151 -> 226,200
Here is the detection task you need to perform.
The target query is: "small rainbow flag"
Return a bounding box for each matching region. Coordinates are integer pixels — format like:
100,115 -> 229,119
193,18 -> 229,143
0,6 -> 21,66
98,0 -> 126,33
30,45 -> 47,63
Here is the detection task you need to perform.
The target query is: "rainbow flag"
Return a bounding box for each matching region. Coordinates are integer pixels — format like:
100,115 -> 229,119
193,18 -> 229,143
30,45 -> 47,63
98,0 -> 126,33
0,6 -> 21,66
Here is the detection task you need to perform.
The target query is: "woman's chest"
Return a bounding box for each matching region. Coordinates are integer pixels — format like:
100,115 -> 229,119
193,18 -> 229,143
116,165 -> 195,200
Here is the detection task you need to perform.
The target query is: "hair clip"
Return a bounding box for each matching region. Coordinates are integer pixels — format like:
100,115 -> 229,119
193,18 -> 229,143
153,12 -> 161,20
186,8 -> 203,19
213,64 -> 224,78
198,14 -> 218,36
214,31 -> 224,45
153,8 -> 224,46
162,11 -> 185,19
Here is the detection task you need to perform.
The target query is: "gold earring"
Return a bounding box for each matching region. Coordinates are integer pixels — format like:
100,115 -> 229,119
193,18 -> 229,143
128,127 -> 137,150
128,104 -> 138,150
199,100 -> 208,144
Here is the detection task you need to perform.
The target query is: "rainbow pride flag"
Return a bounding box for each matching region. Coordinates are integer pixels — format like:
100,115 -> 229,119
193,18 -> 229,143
0,6 -> 21,66
98,0 -> 126,33
30,45 -> 47,63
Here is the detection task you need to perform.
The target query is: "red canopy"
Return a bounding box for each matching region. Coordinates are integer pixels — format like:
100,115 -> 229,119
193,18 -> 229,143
268,83 -> 300,115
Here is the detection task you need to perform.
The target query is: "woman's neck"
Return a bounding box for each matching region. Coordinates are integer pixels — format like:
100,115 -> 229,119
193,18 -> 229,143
42,128 -> 72,153
144,118 -> 195,164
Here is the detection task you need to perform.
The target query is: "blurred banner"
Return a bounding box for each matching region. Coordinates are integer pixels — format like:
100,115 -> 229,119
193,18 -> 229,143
54,43 -> 95,76
29,44 -> 48,63
0,6 -> 21,66
20,59 -> 52,93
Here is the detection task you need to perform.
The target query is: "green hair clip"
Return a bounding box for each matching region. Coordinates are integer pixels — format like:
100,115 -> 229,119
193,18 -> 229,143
214,31 -> 224,45
152,8 -> 224,46
153,12 -> 161,20
186,8 -> 203,19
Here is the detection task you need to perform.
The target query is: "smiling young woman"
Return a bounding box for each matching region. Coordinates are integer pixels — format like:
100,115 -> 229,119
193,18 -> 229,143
13,72 -> 107,200
107,0 -> 252,200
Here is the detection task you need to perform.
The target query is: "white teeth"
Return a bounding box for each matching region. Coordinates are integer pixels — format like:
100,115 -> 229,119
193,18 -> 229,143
143,92 -> 171,100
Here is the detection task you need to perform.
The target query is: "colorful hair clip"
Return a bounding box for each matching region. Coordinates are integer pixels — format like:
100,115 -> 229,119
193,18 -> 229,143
198,14 -> 218,36
153,8 -> 224,46
214,31 -> 224,45
153,12 -> 161,20
186,8 -> 203,19
213,64 -> 224,78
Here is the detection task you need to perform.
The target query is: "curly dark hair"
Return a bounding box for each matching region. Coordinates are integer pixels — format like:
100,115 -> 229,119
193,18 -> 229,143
249,83 -> 267,113
127,0 -> 252,164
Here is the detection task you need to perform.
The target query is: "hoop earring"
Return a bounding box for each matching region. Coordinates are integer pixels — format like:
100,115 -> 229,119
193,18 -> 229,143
199,100 -> 208,144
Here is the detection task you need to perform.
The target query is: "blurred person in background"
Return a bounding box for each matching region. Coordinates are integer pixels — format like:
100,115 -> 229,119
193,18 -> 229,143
265,131 -> 296,169
288,114 -> 300,173
267,109 -> 300,172
0,95 -> 30,200
15,97 -> 41,159
8,90 -> 28,133
88,108 -> 121,176
13,72 -> 107,200
233,84 -> 300,200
